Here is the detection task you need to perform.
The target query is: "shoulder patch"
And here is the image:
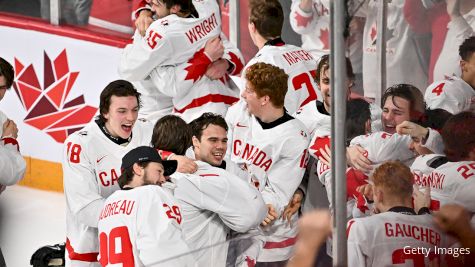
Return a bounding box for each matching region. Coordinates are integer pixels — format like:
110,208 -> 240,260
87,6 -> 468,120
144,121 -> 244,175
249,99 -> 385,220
428,156 -> 448,169
78,130 -> 88,136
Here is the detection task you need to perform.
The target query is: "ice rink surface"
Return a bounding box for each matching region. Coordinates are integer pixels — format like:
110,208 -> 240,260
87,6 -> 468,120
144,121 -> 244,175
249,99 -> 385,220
0,186 -> 66,267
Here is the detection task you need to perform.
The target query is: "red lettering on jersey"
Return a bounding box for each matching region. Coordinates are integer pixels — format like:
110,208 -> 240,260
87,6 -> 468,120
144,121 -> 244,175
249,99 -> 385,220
99,226 -> 133,267
282,50 -> 314,66
233,140 -> 273,172
457,163 -> 475,179
99,200 -> 135,220
99,169 -> 120,187
185,13 -> 218,44
146,30 -> 162,49
66,142 -> 82,163
292,72 -> 317,107
431,82 -> 445,96
163,203 -> 182,224
385,223 -> 441,246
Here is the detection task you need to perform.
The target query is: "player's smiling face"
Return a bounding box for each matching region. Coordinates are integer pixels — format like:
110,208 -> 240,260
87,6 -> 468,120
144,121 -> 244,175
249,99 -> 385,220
192,124 -> 227,167
318,69 -> 331,111
241,81 -> 263,116
382,96 -> 410,134
142,162 -> 166,186
103,95 -> 139,139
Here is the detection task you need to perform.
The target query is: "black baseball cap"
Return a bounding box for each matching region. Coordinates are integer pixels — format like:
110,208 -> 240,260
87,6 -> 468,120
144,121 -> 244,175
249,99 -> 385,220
121,146 -> 177,176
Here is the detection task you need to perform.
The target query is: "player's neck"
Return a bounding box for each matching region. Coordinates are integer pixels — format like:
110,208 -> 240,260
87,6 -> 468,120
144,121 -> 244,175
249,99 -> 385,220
379,199 -> 413,213
256,107 -> 285,123
255,35 -> 268,50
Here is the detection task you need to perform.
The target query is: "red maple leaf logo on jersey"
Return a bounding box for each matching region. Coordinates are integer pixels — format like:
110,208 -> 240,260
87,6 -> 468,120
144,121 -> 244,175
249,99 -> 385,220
245,256 -> 256,267
13,49 -> 98,143
184,48 -> 212,83
294,12 -> 313,28
320,28 -> 330,50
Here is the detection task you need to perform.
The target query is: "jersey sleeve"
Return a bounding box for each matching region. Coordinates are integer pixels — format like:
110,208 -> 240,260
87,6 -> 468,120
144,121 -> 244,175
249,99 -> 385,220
261,132 -> 310,215
119,24 -> 174,81
136,188 -> 192,265
175,174 -> 267,232
347,219 -> 369,267
220,33 -> 245,76
289,0 -> 318,34
0,139 -> 26,186
422,128 -> 444,155
132,0 -> 151,20
62,134 -> 104,227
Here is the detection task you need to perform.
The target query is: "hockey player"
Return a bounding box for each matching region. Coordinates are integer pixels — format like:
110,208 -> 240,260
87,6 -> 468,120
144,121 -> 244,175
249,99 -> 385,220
347,161 -> 450,266
289,0 -> 365,94
97,146 -> 195,266
244,0 -> 322,114
425,36 -> 475,114
411,112 -> 475,212
151,113 -> 267,266
0,57 -> 25,193
119,0 -> 244,122
226,62 -> 310,264
62,80 -> 153,267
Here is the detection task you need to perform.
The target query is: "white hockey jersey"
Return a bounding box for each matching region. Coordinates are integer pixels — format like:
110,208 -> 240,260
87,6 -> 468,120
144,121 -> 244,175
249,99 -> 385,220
97,185 -> 194,266
349,131 -> 416,171
362,0 -> 430,98
63,120 -> 153,267
225,100 -> 310,261
424,76 -> 475,114
413,159 -> 475,212
347,211 -> 450,267
289,0 -> 364,73
173,160 -> 267,267
433,9 -> 475,82
120,0 -> 242,121
243,43 -> 322,114
149,34 -> 243,122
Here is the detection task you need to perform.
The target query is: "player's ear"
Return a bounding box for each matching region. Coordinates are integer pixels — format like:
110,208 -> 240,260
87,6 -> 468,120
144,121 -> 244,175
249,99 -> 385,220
248,21 -> 256,33
132,163 -> 144,176
192,135 -> 200,149
468,147 -> 475,161
460,59 -> 467,73
261,95 -> 270,106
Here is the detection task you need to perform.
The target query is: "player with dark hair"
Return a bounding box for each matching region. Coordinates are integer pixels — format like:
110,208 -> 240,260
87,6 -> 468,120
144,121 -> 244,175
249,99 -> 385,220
120,0 -> 244,122
97,146 -> 195,266
243,0 -> 321,114
425,36 -> 475,114
62,80 -> 153,267
152,112 -> 267,266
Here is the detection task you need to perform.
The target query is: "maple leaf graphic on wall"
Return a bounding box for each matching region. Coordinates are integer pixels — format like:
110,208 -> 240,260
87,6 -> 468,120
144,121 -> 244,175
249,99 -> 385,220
13,49 -> 98,143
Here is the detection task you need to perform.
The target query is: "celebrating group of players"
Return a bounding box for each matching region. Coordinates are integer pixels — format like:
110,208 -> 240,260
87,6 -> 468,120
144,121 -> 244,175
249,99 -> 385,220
59,0 -> 475,266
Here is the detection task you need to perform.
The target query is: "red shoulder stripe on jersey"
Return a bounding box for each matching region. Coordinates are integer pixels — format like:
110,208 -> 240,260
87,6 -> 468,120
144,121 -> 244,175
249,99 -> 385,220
263,236 -> 297,249
199,174 -> 219,177
173,94 -> 239,114
66,238 -> 99,262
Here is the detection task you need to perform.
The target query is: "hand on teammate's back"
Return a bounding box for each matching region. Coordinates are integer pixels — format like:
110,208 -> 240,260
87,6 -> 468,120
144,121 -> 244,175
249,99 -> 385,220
169,154 -> 198,174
